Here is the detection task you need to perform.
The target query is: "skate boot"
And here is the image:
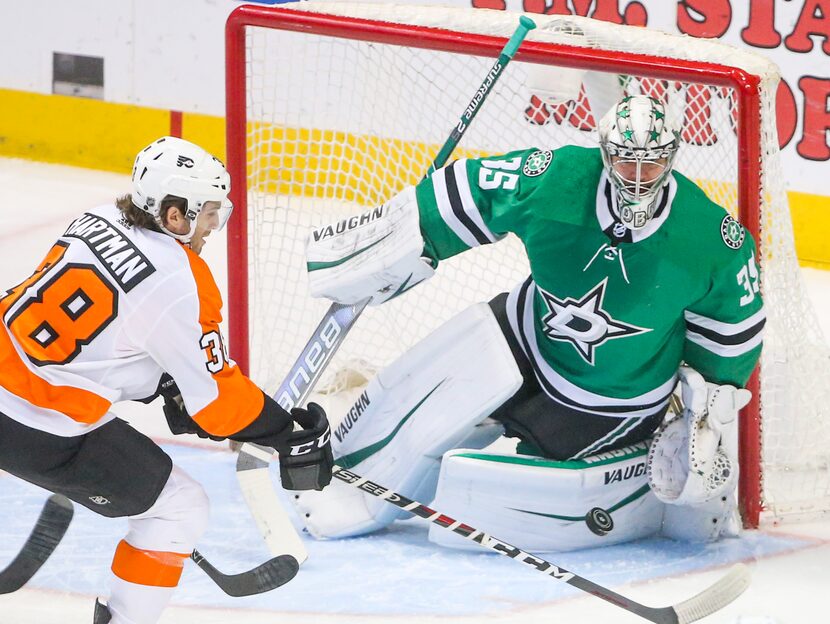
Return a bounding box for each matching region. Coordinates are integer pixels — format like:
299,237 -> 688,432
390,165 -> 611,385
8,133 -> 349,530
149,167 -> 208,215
93,599 -> 112,623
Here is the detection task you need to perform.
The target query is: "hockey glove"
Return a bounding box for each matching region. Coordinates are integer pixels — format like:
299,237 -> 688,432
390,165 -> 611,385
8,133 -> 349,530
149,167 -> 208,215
276,403 -> 334,491
157,373 -> 225,441
647,366 -> 749,505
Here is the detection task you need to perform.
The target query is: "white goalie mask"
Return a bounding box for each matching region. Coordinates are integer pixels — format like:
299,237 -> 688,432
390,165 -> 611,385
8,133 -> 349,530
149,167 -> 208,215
599,95 -> 679,230
131,136 -> 233,242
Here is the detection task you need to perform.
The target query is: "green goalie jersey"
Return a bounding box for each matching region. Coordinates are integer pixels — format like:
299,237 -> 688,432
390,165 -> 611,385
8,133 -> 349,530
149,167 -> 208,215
416,146 -> 764,419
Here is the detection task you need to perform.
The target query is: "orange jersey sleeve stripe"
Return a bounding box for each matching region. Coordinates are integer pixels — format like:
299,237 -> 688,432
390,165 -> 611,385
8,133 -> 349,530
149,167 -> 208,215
183,247 -> 264,437
0,322 -> 111,424
193,367 -> 265,436
111,540 -> 189,588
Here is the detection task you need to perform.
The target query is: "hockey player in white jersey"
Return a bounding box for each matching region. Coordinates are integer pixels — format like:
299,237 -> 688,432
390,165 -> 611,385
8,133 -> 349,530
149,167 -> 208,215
0,137 -> 333,624
295,95 -> 763,552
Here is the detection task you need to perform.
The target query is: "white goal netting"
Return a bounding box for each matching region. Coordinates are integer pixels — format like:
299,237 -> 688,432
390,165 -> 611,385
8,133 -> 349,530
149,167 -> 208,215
230,2 -> 830,523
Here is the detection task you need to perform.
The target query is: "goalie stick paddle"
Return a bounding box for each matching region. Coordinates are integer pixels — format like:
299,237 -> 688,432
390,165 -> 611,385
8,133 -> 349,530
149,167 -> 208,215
236,299 -> 369,565
332,466 -> 751,624
190,549 -> 299,597
0,494 -> 74,594
235,13 -> 537,567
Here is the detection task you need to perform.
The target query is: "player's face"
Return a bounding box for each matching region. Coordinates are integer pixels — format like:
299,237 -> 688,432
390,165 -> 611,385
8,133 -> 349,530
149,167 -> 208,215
611,156 -> 668,188
189,202 -> 222,255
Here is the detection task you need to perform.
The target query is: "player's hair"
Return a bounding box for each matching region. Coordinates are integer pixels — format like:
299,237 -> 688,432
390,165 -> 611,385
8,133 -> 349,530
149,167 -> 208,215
116,194 -> 188,231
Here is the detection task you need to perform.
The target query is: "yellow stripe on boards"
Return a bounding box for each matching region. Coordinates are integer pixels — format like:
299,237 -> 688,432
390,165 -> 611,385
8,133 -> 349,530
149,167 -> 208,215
182,111 -> 227,163
0,88 -> 169,173
0,86 -> 828,267
790,191 -> 830,269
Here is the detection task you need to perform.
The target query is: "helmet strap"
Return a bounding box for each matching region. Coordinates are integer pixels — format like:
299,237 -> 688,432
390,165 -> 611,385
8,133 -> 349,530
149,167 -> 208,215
155,201 -> 199,243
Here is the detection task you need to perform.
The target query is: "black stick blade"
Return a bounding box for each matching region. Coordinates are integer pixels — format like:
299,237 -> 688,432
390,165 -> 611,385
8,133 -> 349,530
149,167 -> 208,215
0,494 -> 74,594
191,550 -> 299,597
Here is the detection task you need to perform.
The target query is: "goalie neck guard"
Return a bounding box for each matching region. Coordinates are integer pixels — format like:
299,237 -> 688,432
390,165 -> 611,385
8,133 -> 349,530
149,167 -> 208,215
598,95 -> 679,230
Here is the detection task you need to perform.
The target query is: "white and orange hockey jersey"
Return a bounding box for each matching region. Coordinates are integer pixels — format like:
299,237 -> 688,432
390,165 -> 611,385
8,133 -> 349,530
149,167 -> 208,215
0,204 -> 263,437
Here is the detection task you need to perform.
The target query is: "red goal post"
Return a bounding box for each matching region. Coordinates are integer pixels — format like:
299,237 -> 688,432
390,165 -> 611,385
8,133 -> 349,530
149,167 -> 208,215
225,3 -> 826,528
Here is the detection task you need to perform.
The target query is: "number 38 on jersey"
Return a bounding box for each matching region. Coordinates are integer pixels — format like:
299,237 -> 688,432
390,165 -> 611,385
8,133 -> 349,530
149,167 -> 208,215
1,242 -> 118,366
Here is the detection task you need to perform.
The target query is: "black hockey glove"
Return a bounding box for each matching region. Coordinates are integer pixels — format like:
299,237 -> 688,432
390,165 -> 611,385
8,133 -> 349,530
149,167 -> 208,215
157,373 -> 225,442
276,403 -> 334,491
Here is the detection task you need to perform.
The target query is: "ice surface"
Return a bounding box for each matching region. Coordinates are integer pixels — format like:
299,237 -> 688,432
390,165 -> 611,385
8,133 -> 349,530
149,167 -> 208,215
0,157 -> 829,624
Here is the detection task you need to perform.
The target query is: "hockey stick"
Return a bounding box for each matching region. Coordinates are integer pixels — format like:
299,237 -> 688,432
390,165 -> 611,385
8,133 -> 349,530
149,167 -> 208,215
428,16 -> 538,174
0,494 -> 74,594
0,494 -> 295,597
235,14 -> 537,564
190,549 -> 298,597
236,300 -> 368,564
333,466 -> 750,624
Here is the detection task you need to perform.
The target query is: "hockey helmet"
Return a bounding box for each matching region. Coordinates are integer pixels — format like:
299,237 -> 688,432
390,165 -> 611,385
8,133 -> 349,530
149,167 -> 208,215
131,136 -> 232,242
598,95 -> 679,230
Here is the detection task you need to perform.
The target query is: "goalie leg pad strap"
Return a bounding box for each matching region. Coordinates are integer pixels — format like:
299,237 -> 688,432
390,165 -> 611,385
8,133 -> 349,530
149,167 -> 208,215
429,443 -> 664,552
292,303 -> 523,538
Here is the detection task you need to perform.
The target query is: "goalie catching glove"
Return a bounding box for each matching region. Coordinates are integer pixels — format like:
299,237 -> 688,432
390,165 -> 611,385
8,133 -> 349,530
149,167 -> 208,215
306,186 -> 435,306
647,366 -> 751,505
156,373 -> 333,490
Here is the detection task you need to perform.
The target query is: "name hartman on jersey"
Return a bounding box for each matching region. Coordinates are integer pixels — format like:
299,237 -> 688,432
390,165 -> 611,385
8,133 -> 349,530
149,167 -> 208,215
64,213 -> 155,292
312,206 -> 385,242
334,390 -> 371,443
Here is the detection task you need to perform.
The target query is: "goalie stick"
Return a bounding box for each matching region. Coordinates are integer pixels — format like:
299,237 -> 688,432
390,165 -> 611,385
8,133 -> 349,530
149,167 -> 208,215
236,300 -> 368,564
0,494 -> 297,598
332,466 -> 750,624
235,14 -> 537,565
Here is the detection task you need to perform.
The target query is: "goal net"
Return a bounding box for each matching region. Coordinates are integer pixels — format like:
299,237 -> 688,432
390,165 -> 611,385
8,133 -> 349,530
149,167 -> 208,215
225,2 -> 830,527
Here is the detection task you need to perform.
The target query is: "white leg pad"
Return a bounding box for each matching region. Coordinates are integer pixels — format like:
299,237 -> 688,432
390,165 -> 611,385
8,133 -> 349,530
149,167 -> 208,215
293,303 -> 522,538
429,444 -> 664,552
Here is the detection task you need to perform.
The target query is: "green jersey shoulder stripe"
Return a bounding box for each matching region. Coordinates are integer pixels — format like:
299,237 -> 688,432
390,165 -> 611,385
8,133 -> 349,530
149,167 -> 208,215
430,160 -> 501,248
684,306 -> 766,357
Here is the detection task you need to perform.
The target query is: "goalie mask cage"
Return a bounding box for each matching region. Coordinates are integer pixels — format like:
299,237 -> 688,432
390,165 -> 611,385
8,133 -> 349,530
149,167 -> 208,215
225,3 -> 830,528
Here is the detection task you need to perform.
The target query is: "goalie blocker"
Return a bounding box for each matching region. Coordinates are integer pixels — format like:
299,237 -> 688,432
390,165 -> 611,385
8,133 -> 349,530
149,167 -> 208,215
294,301 -> 746,547
306,187 -> 436,306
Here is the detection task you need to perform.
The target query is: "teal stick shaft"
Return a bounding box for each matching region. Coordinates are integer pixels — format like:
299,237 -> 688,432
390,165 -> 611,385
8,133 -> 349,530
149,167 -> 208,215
428,15 -> 536,175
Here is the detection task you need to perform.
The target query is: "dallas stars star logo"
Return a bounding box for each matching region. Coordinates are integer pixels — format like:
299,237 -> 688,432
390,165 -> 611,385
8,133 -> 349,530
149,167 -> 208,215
538,279 -> 651,365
